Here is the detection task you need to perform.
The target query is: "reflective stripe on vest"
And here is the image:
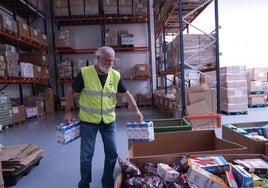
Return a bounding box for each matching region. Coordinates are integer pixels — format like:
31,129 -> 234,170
80,104 -> 115,114
83,89 -> 117,98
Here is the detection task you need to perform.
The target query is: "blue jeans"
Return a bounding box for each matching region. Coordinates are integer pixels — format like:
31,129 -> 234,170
78,121 -> 118,188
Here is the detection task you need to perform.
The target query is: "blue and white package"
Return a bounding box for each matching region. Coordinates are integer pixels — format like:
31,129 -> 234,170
56,120 -> 81,145
126,121 -> 154,142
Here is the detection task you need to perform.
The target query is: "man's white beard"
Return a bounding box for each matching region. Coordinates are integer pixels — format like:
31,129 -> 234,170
99,64 -> 111,74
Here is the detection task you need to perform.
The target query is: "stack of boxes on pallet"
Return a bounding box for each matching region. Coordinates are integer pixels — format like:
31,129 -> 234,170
247,67 -> 268,108
0,14 -> 49,79
185,84 -> 218,130
163,33 -> 216,72
0,88 -> 54,129
220,66 -> 248,115
0,92 -> 12,129
0,44 -> 20,77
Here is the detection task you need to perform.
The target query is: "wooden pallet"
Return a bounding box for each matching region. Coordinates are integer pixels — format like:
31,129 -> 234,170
3,156 -> 42,186
248,104 -> 267,108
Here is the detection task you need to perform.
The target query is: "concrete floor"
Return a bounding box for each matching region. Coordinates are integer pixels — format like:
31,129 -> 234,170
0,105 -> 268,188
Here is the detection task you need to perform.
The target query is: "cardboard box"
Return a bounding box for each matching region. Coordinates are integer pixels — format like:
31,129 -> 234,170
128,130 -> 248,159
17,21 -> 30,39
12,105 -> 26,124
145,118 -> 192,133
222,122 -> 268,154
84,0 -> 99,16
115,153 -> 268,188
135,64 -> 150,77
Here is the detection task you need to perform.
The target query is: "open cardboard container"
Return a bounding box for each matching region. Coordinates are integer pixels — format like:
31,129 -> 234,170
115,153 -> 267,188
222,121 -> 268,154
145,118 -> 192,133
128,129 -> 248,159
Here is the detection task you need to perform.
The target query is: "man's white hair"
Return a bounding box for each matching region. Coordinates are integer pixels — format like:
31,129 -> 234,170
95,46 -> 115,58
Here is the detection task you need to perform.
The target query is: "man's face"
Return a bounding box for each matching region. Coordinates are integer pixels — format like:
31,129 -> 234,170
98,53 -> 114,74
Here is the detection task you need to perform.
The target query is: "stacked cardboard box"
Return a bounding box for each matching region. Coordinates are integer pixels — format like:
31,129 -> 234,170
0,14 -> 17,35
220,66 -> 248,114
247,67 -> 267,107
69,0 -> 84,17
72,59 -> 87,78
17,21 -> 30,40
58,59 -> 73,79
12,105 -> 26,124
44,88 -> 54,115
103,0 -> 118,15
133,0 -> 147,16
135,64 -> 150,77
20,62 -> 34,78
185,84 -> 218,130
84,0 -> 99,16
55,28 -> 75,48
0,44 -> 20,77
118,0 -> 133,15
0,55 -> 5,77
166,34 -> 216,71
104,28 -> 118,47
53,0 -> 69,17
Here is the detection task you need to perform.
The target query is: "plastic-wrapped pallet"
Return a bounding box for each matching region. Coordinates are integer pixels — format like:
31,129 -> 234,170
0,92 -> 12,129
126,121 -> 154,142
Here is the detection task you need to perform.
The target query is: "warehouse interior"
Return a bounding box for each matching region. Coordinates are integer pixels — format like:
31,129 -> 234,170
0,0 -> 268,188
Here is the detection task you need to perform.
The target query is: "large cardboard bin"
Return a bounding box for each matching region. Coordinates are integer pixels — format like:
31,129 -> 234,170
222,122 -> 268,154
145,118 -> 192,133
128,129 -> 247,158
115,153 -> 267,188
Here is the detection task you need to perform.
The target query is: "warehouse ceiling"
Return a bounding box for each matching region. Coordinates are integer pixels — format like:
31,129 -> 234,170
154,0 -> 213,38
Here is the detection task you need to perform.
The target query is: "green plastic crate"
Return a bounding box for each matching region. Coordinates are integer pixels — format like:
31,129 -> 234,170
145,118 -> 192,133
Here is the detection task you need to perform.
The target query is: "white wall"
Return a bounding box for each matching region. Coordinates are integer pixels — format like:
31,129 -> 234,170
188,0 -> 268,68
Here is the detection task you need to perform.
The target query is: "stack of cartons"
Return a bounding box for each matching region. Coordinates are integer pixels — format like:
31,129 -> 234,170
185,84 -> 218,130
0,44 -> 20,77
247,67 -> 267,108
20,62 -> 34,78
135,64 -> 150,77
103,0 -> 118,15
53,0 -> 69,17
44,88 -> 54,115
133,0 -> 147,16
72,59 -> 87,78
0,55 -> 5,77
118,0 -> 133,16
84,0 -> 99,16
19,53 -> 49,80
104,28 -> 118,47
12,105 -> 26,125
0,14 -> 17,35
220,66 -> 248,114
58,59 -> 73,79
55,28 -> 75,48
0,92 -> 12,129
29,26 -> 40,44
17,21 -> 30,40
69,0 -> 84,17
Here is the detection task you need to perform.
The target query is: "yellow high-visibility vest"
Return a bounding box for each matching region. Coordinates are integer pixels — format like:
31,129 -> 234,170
79,65 -> 120,124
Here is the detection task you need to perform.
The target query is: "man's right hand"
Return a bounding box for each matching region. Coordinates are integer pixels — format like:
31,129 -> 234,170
64,111 -> 75,124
